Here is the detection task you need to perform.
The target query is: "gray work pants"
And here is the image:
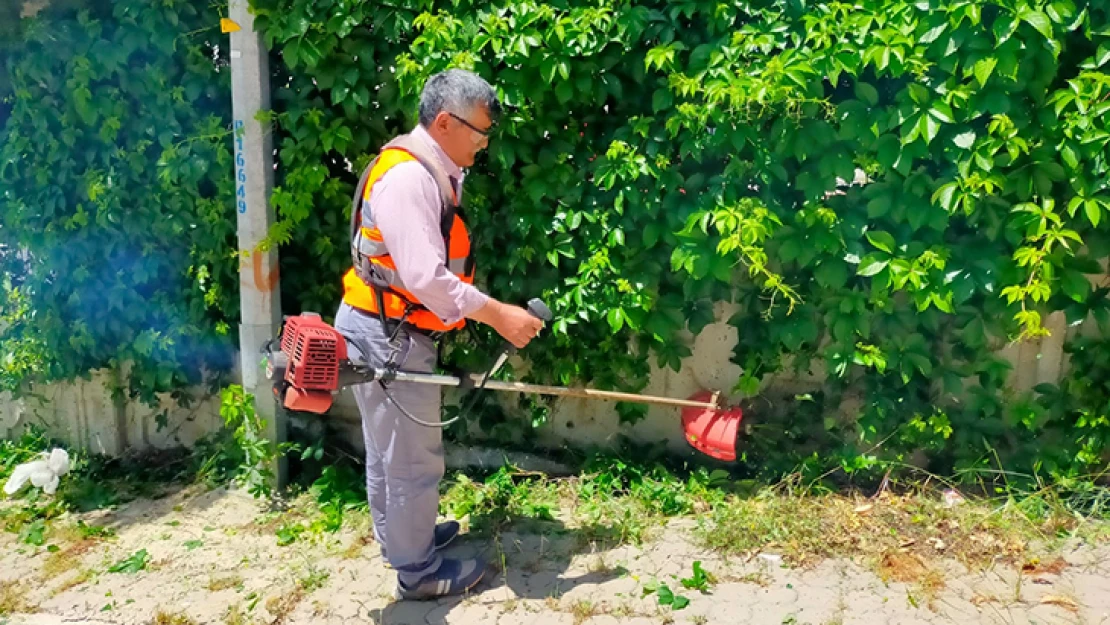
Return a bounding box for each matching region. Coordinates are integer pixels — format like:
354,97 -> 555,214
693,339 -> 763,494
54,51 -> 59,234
333,302 -> 444,584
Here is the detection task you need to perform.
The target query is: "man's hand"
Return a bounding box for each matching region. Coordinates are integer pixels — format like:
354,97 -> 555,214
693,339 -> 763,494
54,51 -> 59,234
468,300 -> 545,349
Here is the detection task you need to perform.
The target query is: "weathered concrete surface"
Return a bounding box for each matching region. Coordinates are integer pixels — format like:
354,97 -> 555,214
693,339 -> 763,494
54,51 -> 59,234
1,487 -> 1107,625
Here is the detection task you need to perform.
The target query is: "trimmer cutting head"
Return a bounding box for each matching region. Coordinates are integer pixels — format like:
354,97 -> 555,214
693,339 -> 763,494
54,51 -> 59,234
681,391 -> 743,462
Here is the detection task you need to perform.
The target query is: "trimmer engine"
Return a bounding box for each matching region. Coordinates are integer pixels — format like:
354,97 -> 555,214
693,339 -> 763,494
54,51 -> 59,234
266,313 -> 347,413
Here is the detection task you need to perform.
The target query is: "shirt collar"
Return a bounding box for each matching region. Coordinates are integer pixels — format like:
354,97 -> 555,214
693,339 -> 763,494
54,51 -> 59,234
412,123 -> 463,182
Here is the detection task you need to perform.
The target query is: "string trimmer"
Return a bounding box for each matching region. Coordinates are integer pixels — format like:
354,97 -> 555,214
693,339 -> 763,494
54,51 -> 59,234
262,299 -> 743,461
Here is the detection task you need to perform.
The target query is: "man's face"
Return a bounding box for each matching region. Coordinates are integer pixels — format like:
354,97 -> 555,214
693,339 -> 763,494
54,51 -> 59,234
433,106 -> 493,168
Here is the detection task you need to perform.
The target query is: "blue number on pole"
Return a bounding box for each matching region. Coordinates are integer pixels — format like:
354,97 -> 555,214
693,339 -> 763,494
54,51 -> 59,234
234,120 -> 247,214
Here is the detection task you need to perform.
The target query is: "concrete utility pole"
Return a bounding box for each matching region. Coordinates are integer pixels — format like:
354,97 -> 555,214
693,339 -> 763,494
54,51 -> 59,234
226,1 -> 287,487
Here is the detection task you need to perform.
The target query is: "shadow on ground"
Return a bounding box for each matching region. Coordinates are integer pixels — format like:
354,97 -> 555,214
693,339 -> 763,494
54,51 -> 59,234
369,516 -> 628,624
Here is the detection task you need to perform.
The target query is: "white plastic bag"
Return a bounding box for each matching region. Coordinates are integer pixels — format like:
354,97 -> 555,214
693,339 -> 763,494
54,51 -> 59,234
3,448 -> 70,496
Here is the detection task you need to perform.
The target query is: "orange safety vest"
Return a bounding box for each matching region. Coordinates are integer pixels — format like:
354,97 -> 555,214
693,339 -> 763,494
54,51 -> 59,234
343,133 -> 476,333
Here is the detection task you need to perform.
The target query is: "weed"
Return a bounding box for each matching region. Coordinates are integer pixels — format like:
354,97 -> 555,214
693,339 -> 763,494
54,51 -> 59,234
107,549 -> 150,574
52,568 -> 94,596
207,575 -> 244,592
569,599 -> 597,624
680,560 -> 716,593
265,587 -> 304,624
611,602 -> 636,618
18,518 -> 46,546
439,466 -> 559,534
693,616 -> 708,625
41,540 -> 97,580
152,610 -> 198,625
642,580 -> 690,611
733,571 -> 771,586
298,566 -> 329,593
194,385 -> 298,499
275,523 -> 305,546
339,538 -> 364,560
74,520 -> 115,540
0,580 -> 37,616
223,604 -> 252,625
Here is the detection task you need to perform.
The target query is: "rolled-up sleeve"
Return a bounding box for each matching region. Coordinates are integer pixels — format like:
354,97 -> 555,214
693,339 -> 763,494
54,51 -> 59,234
368,162 -> 489,325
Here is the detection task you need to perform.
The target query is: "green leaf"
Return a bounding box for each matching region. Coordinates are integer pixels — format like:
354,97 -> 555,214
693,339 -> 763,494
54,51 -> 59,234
108,549 -> 150,574
1060,270 -> 1090,303
866,230 -> 896,254
907,84 -> 931,105
815,260 -> 848,289
919,113 -> 941,144
973,57 -> 998,87
858,255 -> 889,277
1019,9 -> 1054,41
1096,42 -> 1110,68
607,308 -> 625,332
672,595 -> 690,610
1085,200 -> 1101,227
930,102 -> 955,124
953,131 -> 976,149
855,82 -> 879,106
555,81 -> 573,104
932,182 -> 959,211
902,114 -> 922,144
19,519 -> 46,546
653,88 -> 673,112
656,584 -> 674,605
876,135 -> 901,169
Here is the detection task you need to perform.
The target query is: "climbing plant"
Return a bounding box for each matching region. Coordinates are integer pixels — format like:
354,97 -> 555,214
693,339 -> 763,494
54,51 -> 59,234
3,0 -> 1109,484
252,0 -> 1110,481
0,0 -> 238,404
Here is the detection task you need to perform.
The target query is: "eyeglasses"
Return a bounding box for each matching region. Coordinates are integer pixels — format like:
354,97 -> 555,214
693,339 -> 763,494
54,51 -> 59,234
449,112 -> 494,137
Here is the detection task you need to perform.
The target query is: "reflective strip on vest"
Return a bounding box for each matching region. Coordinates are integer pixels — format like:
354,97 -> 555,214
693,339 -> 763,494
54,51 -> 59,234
357,227 -> 388,257
343,146 -> 474,333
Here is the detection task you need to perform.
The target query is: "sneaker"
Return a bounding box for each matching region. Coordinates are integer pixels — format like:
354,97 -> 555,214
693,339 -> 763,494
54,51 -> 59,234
380,520 -> 460,562
394,557 -> 486,601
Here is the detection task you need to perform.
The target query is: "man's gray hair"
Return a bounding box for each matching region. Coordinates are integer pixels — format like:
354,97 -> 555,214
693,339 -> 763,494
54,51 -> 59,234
418,69 -> 501,128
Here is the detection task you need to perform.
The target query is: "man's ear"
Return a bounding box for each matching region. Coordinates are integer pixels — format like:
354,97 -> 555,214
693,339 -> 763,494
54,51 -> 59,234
432,111 -> 452,133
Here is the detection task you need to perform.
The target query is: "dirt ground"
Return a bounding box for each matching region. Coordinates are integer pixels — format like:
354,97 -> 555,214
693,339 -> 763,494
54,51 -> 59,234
1,485 -> 1108,625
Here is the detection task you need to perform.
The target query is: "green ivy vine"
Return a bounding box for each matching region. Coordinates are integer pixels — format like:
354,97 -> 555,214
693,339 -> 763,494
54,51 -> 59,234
0,0 -> 238,405
251,0 -> 1110,481
3,0 -> 1109,484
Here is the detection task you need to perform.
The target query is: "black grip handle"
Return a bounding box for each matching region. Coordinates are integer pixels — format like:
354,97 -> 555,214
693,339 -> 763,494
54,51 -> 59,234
526,298 -> 553,322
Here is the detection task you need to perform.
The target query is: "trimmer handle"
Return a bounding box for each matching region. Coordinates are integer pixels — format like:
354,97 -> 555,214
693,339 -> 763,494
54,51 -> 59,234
526,298 -> 553,323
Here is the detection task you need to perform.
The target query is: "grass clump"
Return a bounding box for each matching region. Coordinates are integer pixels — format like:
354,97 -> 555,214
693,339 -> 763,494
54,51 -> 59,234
152,610 -> 199,625
0,579 -> 38,616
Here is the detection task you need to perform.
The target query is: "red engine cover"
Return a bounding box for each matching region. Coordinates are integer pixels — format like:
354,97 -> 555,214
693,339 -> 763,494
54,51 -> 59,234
281,314 -> 347,392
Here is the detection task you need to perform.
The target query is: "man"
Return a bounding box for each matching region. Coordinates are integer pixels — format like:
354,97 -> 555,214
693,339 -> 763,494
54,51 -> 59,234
333,69 -> 544,600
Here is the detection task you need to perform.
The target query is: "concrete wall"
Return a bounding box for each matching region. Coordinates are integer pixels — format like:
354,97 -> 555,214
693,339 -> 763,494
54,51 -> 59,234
0,370 -> 223,456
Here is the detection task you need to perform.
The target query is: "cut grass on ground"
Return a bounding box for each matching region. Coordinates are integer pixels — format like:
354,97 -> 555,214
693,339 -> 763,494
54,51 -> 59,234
695,484 -> 1109,571
437,464 -> 1110,581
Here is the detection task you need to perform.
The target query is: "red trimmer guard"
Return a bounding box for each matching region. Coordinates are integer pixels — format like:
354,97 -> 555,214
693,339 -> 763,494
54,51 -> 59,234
681,390 -> 742,462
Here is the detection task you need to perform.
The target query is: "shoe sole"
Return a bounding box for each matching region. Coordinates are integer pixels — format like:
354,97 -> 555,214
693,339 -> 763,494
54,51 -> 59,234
393,568 -> 485,601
